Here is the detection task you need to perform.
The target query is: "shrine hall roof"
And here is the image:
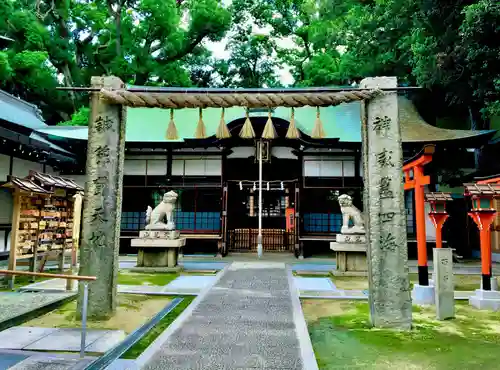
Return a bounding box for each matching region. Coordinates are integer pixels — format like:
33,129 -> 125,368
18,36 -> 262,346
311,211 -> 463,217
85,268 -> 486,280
33,96 -> 495,144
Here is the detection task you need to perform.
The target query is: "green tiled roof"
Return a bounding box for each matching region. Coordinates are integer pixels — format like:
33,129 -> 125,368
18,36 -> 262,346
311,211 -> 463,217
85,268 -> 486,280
35,97 -> 495,144
0,90 -> 47,129
37,103 -> 363,142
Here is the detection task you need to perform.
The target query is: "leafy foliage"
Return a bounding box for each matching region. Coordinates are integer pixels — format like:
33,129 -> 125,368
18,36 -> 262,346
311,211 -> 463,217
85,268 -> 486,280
0,0 -> 231,124
1,0 -> 499,128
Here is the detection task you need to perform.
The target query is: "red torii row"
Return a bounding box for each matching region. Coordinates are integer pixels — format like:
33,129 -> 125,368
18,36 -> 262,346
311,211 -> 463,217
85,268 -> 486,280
402,146 -> 500,291
403,145 -> 435,286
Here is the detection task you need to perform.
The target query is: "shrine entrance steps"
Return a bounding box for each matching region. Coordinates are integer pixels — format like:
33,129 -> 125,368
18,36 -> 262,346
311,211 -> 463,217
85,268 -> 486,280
141,261 -> 317,370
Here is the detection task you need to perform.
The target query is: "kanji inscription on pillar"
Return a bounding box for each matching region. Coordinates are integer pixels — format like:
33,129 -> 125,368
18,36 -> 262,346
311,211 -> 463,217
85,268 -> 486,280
79,76 -> 126,319
360,77 -> 412,330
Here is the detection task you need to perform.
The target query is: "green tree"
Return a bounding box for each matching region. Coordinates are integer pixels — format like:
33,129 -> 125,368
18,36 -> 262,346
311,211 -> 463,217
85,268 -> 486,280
0,0 -> 231,125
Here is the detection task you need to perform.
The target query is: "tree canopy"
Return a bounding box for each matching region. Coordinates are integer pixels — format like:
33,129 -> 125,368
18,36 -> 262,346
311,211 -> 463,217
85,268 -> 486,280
0,0 -> 499,127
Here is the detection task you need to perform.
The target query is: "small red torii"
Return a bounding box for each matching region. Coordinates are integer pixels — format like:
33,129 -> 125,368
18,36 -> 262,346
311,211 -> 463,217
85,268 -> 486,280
403,145 -> 435,286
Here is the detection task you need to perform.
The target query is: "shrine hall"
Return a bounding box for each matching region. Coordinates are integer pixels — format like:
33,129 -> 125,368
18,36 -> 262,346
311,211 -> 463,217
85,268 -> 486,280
16,92 -> 489,258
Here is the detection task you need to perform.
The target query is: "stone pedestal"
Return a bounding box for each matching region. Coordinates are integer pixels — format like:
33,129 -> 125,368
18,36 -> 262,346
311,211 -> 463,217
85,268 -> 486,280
413,284 -> 435,305
131,230 -> 186,273
330,234 -> 368,276
469,289 -> 500,311
481,277 -> 498,291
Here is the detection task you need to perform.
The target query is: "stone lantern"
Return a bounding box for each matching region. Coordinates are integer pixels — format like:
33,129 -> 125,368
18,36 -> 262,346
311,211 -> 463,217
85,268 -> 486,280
465,183 -> 500,310
425,192 -> 452,249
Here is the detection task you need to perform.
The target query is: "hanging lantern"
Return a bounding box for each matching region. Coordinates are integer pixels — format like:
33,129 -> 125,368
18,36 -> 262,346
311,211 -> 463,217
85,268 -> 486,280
195,107 -> 207,139
311,107 -> 326,139
239,109 -> 255,139
262,109 -> 277,139
286,107 -> 300,139
166,108 -> 179,140
216,108 -> 231,139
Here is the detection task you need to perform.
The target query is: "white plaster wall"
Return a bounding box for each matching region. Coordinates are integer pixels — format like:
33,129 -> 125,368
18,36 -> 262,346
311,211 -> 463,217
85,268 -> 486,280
12,158 -> 43,178
0,189 -> 12,224
271,147 -> 297,159
227,147 -> 254,158
146,159 -> 167,175
60,175 -> 86,188
303,156 -> 355,177
173,157 -> 222,176
124,159 -> 147,176
0,154 -> 10,182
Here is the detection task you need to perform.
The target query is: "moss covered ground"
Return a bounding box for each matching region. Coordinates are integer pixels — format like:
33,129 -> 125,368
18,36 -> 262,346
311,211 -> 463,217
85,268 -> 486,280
294,272 -> 481,292
23,294 -> 172,334
303,299 -> 500,369
117,271 -> 179,286
121,296 -> 194,359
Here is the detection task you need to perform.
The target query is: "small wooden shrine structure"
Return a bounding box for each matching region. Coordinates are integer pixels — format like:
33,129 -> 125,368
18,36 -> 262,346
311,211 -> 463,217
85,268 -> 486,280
2,171 -> 83,287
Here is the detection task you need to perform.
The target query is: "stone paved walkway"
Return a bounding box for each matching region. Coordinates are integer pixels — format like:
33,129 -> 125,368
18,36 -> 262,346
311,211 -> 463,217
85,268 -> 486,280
0,292 -> 75,329
142,262 -> 314,370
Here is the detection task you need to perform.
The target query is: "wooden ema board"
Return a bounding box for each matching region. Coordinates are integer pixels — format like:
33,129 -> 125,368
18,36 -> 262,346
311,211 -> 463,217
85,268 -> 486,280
8,191 -> 77,276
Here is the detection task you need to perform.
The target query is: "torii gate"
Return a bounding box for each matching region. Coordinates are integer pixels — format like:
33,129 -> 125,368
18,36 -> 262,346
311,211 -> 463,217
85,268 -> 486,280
63,76 -> 414,330
403,145 -> 435,286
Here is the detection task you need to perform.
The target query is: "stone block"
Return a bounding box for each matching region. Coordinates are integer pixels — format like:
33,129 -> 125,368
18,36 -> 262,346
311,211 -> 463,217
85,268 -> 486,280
330,242 -> 367,276
0,327 -> 58,349
133,237 -> 186,269
330,242 -> 367,252
131,238 -> 186,248
139,230 -> 180,239
481,277 -> 498,291
433,248 -> 454,320
336,234 -> 367,244
412,284 -> 435,305
469,289 -> 500,311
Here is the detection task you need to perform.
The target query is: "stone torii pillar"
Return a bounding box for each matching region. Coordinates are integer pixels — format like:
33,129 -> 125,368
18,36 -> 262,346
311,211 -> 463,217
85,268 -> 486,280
78,76 -> 126,319
360,77 -> 412,330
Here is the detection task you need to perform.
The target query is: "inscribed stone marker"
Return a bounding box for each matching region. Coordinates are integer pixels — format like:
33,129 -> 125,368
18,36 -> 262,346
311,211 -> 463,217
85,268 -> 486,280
78,76 -> 126,319
433,248 -> 454,320
360,77 -> 412,330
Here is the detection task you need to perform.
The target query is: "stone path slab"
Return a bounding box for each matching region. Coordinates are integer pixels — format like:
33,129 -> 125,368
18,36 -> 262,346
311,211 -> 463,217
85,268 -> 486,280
142,262 -> 312,370
291,263 -> 336,272
0,349 -> 94,370
21,275 -> 219,296
182,262 -> 227,271
0,352 -> 29,369
164,275 -> 217,291
0,292 -> 75,328
19,279 -> 76,292
293,277 -> 336,291
0,327 -> 125,353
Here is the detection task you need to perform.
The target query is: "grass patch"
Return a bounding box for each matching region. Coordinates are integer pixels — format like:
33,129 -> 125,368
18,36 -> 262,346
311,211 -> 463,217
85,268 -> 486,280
121,296 -> 194,359
0,275 -> 50,291
326,274 -> 479,292
117,271 -> 179,286
22,294 -> 171,334
303,299 -> 500,369
330,275 -> 368,290
409,273 -> 480,291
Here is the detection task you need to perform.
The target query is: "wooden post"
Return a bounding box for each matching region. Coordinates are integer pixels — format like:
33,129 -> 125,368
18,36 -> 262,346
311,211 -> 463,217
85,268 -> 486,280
7,191 -> 21,289
78,76 -> 126,319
